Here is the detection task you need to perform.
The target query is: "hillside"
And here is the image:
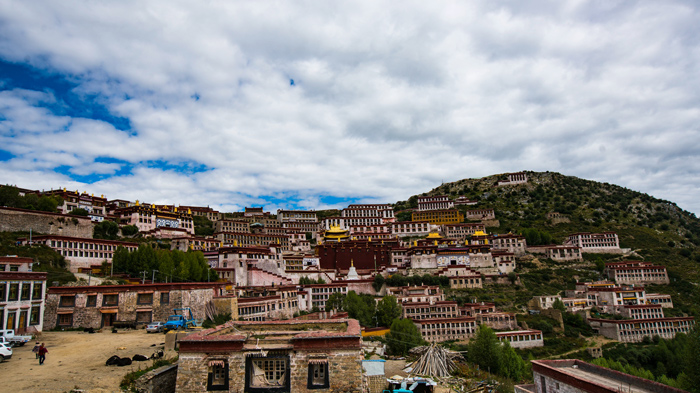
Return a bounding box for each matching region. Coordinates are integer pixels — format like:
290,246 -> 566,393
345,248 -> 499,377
392,171 -> 700,317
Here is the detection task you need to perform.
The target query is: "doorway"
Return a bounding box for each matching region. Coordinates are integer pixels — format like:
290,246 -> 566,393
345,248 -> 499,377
102,313 -> 115,327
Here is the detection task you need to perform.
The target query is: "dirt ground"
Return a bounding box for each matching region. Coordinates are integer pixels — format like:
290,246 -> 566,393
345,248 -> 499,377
0,329 -> 175,392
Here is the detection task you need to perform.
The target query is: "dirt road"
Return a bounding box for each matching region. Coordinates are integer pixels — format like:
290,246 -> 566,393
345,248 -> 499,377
0,329 -> 175,392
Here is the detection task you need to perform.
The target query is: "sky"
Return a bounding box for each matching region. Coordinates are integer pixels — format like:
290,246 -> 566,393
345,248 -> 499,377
0,1 -> 699,214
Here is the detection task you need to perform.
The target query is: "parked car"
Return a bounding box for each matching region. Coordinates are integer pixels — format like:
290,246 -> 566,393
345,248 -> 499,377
146,322 -> 164,333
0,342 -> 12,362
0,330 -> 31,346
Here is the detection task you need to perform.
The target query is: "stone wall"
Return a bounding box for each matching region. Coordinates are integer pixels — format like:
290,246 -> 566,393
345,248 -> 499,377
136,363 -> 178,393
44,286 -> 218,329
176,349 -> 362,393
0,207 -> 94,238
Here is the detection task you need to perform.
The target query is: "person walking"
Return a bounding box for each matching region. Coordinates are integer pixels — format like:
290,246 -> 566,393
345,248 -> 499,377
32,342 -> 40,359
38,343 -> 48,365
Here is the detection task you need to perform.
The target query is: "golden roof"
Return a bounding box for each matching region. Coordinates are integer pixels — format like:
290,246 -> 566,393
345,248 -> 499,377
426,231 -> 443,239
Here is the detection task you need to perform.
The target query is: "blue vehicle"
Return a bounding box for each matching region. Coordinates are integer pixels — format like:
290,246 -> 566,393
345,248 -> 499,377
163,308 -> 196,331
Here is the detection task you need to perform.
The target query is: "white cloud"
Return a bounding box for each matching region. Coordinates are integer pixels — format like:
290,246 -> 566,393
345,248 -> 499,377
0,1 -> 699,213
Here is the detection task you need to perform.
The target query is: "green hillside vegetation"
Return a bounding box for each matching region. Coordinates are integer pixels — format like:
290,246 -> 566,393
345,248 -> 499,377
393,171 -> 700,318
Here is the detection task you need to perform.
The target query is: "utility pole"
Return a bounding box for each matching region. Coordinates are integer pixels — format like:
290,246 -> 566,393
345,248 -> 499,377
152,269 -> 159,284
140,270 -> 147,285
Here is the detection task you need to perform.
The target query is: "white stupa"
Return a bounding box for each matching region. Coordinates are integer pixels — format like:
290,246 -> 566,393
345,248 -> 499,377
346,259 -> 359,280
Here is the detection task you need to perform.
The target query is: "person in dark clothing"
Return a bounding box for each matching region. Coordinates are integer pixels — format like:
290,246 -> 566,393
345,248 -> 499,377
38,343 -> 48,365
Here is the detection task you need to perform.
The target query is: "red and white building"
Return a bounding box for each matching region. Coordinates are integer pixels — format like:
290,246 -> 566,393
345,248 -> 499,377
604,261 -> 670,285
19,235 -> 138,273
417,196 -> 454,212
565,232 -> 620,253
0,256 -> 47,333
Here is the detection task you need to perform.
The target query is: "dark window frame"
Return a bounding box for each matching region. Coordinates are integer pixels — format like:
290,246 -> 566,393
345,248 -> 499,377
207,360 -> 230,391
59,295 -> 76,307
86,295 -> 97,307
30,306 -> 41,325
8,283 -> 19,301
32,282 -> 43,300
160,292 -> 170,305
20,283 -> 31,301
244,355 -> 290,393
58,313 -> 73,326
102,294 -> 118,306
137,293 -> 153,305
307,362 -> 330,389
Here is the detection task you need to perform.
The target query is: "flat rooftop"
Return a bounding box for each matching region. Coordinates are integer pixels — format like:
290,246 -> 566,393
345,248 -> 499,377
532,360 -> 686,393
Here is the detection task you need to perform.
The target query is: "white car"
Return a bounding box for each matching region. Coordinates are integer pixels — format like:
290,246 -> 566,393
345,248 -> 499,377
0,342 -> 12,362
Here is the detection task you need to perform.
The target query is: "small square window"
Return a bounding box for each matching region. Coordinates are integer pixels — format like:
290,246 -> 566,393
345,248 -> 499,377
137,293 -> 153,305
59,295 -> 75,307
307,361 -> 329,389
207,361 -> 229,391
86,295 -> 97,307
160,292 -> 170,305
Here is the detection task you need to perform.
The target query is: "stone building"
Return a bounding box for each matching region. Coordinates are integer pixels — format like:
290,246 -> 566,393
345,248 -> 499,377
175,319 -> 363,393
44,282 -> 226,329
464,208 -> 495,221
401,301 -> 460,320
519,359 -> 688,393
0,256 -> 47,333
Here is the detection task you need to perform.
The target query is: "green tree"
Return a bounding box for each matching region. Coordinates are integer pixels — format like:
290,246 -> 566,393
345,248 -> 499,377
552,298 -> 566,312
325,292 -> 346,312
468,325 -> 501,374
375,296 -> 402,327
68,208 -> 90,216
0,185 -> 23,207
499,341 -> 526,381
121,225 -> 139,237
372,274 -> 385,292
344,291 -> 376,327
386,319 -> 423,356
681,326 -> 700,392
94,220 -> 120,240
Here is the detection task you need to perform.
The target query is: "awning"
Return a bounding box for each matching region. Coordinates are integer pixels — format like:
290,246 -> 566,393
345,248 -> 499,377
309,358 -> 328,364
209,360 -> 225,367
57,311 -> 73,315
100,309 -> 118,314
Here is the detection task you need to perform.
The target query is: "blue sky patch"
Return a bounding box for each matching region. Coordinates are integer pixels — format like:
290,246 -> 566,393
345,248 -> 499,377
0,59 -> 132,131
0,149 -> 15,161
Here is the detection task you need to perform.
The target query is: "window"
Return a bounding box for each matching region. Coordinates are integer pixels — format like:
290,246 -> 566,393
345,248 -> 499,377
30,306 -> 40,325
307,361 -> 329,389
20,283 -> 30,300
207,360 -> 229,391
160,292 -> 170,305
136,311 -> 152,323
137,293 -> 153,305
58,313 -> 73,326
9,265 -> 19,272
0,283 -> 6,302
86,295 -> 97,307
5,283 -> 18,302
57,295 -> 74,307
246,356 -> 289,392
103,294 -> 118,306
32,282 -> 43,300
